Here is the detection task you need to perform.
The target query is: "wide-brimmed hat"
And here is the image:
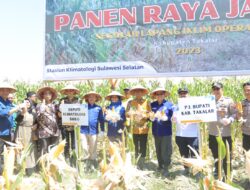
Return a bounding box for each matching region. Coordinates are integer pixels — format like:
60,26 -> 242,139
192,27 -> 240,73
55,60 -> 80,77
0,82 -> 16,93
129,85 -> 149,96
82,91 -> 102,102
60,84 -> 80,95
151,88 -> 170,98
37,86 -> 57,101
105,91 -> 125,101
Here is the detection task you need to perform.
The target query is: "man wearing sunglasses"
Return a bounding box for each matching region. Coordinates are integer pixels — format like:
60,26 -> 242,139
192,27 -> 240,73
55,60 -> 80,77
208,82 -> 236,179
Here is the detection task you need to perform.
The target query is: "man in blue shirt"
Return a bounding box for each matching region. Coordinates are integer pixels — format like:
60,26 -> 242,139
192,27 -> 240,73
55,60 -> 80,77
0,83 -> 25,172
81,91 -> 104,170
150,87 -> 173,177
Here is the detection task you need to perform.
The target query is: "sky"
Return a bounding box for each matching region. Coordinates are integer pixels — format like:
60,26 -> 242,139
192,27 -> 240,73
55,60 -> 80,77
0,1 -> 45,82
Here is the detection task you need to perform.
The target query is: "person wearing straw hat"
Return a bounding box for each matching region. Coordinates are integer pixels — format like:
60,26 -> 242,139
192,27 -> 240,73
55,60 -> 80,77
173,87 -> 199,175
126,85 -> 151,169
81,91 -> 104,169
0,82 -> 26,172
36,86 -> 59,157
105,91 -> 126,143
58,84 -> 80,164
150,87 -> 173,177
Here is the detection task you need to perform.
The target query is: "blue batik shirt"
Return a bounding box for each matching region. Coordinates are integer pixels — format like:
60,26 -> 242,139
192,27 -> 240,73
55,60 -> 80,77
151,99 -> 173,136
105,101 -> 126,137
81,103 -> 104,135
0,96 -> 14,136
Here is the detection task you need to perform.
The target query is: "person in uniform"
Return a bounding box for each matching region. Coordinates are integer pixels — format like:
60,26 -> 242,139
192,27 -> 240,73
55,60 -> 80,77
237,82 -> 250,151
58,84 -> 80,164
150,87 -> 173,177
208,82 -> 236,178
126,85 -> 151,169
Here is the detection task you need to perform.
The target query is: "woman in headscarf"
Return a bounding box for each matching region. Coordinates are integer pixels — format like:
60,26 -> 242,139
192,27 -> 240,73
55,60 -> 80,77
15,98 -> 37,175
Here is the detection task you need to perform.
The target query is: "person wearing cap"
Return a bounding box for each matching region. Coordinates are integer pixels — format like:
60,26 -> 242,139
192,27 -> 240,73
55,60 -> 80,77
236,82 -> 250,151
81,91 -> 104,169
126,85 -> 151,169
150,87 -> 173,177
58,85 -> 80,164
0,83 -> 26,172
36,86 -> 59,157
173,87 -> 199,174
208,82 -> 236,178
105,91 -> 126,143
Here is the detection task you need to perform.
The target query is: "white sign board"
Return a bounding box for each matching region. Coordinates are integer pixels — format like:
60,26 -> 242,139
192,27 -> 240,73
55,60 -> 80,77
61,104 -> 88,126
177,95 -> 217,123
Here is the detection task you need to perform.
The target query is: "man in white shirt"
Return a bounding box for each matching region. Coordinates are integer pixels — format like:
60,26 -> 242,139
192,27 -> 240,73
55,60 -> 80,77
174,87 -> 199,174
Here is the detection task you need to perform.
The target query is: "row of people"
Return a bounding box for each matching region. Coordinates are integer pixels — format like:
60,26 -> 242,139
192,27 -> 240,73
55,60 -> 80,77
0,82 -> 249,178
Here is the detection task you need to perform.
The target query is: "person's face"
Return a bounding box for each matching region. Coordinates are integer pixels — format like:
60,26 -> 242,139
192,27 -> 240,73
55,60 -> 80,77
244,85 -> 250,100
212,87 -> 223,99
8,93 -> 15,103
111,95 -> 119,103
88,94 -> 97,104
30,94 -> 37,103
43,90 -> 53,102
155,91 -> 165,102
179,92 -> 188,98
0,88 -> 12,100
65,90 -> 75,99
134,90 -> 144,99
24,100 -> 31,109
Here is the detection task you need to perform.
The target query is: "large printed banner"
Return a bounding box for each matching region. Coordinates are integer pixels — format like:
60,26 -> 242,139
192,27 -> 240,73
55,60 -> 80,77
177,95 -> 217,123
45,0 -> 250,80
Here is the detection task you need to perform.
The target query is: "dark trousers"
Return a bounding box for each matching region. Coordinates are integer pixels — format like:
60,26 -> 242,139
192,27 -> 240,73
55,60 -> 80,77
154,135 -> 172,169
38,136 -> 59,157
65,130 -> 75,158
176,136 -> 199,158
133,134 -> 148,158
243,134 -> 250,151
209,135 -> 232,176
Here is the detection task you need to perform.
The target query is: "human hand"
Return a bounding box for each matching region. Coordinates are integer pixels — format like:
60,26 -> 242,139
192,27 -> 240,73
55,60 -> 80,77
220,118 -> 231,126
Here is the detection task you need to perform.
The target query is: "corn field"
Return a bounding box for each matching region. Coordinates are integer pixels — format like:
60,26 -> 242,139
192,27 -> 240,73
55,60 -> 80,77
2,77 -> 250,190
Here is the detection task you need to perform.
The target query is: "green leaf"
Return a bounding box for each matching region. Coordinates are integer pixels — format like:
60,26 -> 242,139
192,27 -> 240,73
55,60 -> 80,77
216,136 -> 226,160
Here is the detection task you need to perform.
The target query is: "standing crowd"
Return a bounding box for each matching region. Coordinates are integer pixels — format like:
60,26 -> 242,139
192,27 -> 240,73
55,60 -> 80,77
0,81 -> 249,179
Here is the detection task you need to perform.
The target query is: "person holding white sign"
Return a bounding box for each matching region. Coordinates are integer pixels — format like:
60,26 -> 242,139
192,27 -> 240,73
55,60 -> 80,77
58,84 -> 80,164
104,91 -> 126,143
208,82 -> 236,178
150,87 -> 173,177
81,91 -> 104,169
173,87 -> 199,174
